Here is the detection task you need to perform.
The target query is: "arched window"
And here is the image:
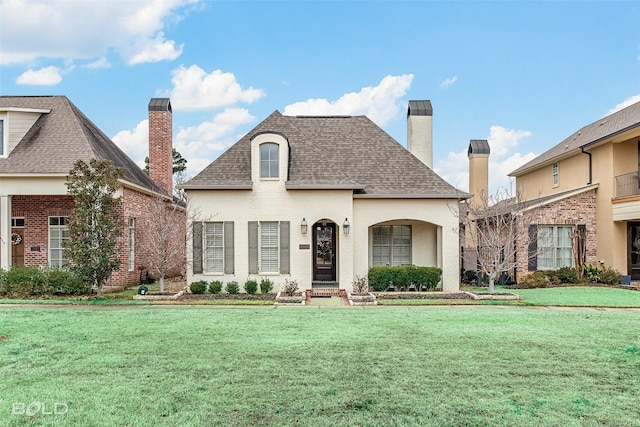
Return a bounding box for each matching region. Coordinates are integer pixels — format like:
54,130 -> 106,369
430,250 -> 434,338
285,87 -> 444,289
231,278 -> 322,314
260,143 -> 279,178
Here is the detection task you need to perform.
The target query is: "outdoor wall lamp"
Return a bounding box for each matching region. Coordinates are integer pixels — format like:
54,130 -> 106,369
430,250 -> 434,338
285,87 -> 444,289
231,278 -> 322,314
343,218 -> 350,235
301,218 -> 308,234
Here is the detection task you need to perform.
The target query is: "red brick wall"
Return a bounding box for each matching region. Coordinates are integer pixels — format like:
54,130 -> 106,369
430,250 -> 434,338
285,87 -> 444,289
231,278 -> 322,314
148,108 -> 173,196
515,189 -> 597,281
6,190 -> 186,292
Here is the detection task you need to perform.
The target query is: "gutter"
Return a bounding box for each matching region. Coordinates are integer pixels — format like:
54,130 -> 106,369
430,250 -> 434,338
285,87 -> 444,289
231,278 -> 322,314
580,147 -> 592,185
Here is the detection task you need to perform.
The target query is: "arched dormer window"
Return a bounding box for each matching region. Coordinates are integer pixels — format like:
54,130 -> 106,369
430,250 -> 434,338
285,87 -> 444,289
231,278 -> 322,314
260,143 -> 279,178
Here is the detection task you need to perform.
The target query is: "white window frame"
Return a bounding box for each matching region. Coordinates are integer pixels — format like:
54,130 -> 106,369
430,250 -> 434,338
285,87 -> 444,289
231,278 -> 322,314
0,118 -> 5,157
259,143 -> 279,178
259,222 -> 279,273
48,216 -> 69,267
538,225 -> 573,270
372,225 -> 412,267
552,162 -> 559,186
128,218 -> 135,271
204,222 -> 224,273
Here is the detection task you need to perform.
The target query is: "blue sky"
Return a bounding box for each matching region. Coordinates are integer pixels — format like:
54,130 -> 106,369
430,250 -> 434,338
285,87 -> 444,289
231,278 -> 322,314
1,0 -> 639,194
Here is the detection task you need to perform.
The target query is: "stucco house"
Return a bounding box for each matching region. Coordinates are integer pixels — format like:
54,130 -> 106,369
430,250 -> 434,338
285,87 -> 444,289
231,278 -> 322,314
500,100 -> 640,281
0,96 -> 183,290
181,100 -> 469,293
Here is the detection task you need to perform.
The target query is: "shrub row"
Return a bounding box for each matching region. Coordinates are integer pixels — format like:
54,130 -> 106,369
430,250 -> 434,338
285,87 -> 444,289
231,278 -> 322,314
0,266 -> 89,298
368,266 -> 442,292
519,265 -> 623,288
190,278 -> 275,295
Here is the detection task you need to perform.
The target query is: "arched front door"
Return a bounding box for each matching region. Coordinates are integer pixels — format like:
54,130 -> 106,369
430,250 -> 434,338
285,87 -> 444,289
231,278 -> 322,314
313,222 -> 336,282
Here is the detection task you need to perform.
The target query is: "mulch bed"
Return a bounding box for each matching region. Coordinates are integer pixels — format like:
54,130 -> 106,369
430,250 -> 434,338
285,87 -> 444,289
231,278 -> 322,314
181,293 -> 276,301
375,292 -> 472,300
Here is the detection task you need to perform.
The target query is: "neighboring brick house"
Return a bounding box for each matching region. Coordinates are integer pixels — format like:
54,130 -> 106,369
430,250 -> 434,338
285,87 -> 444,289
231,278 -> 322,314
0,96 -> 184,290
463,100 -> 640,282
180,100 -> 470,293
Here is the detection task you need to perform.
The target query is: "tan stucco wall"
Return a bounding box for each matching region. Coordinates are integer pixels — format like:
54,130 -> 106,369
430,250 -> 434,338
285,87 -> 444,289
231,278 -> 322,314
515,153 -> 590,201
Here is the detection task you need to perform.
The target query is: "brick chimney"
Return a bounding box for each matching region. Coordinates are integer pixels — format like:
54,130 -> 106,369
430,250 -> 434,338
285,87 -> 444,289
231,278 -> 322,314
407,100 -> 433,168
148,98 -> 173,196
468,139 -> 490,206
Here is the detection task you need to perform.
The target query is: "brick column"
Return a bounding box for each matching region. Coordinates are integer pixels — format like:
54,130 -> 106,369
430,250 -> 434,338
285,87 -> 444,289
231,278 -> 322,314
148,98 -> 173,196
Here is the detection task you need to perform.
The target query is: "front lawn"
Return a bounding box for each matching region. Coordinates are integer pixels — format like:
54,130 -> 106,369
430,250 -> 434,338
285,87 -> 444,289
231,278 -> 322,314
510,286 -> 640,307
1,307 -> 640,425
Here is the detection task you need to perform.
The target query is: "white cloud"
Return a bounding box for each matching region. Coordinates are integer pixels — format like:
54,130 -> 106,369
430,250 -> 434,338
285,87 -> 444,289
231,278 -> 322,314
112,108 -> 256,177
112,120 -> 150,170
127,32 -> 183,65
15,66 -> 62,85
440,76 -> 457,88
0,0 -> 198,65
282,74 -> 414,126
606,94 -> 640,116
434,125 -> 535,195
170,65 -> 266,111
81,57 -> 111,70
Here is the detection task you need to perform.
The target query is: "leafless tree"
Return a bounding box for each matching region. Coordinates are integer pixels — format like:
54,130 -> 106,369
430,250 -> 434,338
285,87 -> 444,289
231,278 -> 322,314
137,197 -> 187,294
458,188 -> 543,294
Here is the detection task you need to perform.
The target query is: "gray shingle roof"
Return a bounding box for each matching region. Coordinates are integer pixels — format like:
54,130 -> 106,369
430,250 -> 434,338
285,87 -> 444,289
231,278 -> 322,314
0,96 -> 165,195
510,100 -> 640,176
184,110 -> 468,198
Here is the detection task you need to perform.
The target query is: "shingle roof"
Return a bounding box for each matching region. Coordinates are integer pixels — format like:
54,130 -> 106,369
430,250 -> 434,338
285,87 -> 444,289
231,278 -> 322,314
184,111 -> 468,198
510,100 -> 640,176
0,96 -> 165,195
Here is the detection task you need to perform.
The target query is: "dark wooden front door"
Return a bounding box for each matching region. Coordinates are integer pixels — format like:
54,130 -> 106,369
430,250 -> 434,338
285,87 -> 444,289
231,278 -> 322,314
629,222 -> 640,280
313,223 -> 336,282
11,228 -> 24,267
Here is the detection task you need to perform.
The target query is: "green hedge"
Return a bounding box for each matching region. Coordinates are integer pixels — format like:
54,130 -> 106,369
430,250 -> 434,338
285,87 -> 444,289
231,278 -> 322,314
0,266 -> 89,298
368,266 -> 442,292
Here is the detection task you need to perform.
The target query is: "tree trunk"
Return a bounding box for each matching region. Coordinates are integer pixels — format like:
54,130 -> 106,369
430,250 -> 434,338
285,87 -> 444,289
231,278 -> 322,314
159,276 -> 165,294
488,276 -> 495,294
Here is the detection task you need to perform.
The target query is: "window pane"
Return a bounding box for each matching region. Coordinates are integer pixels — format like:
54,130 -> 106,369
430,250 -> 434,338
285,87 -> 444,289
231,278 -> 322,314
204,223 -> 224,273
260,143 -> 278,178
260,222 -> 279,271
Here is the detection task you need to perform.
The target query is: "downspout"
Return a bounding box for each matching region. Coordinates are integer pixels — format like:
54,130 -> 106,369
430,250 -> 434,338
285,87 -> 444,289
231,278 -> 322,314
581,147 -> 592,185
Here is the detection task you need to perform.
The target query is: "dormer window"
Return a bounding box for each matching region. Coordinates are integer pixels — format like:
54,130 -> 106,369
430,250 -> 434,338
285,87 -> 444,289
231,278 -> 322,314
260,143 -> 279,178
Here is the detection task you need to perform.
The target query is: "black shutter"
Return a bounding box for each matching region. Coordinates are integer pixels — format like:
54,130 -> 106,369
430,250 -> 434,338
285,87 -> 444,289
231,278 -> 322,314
193,222 -> 203,274
527,224 -> 538,271
224,222 -> 234,274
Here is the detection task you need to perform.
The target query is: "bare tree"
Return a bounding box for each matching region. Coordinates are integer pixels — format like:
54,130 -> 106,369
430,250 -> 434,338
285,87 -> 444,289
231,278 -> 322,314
459,188 -> 541,294
137,197 -> 187,294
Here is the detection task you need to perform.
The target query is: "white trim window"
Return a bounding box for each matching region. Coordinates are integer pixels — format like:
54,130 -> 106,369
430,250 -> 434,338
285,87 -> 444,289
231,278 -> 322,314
128,218 -> 135,271
260,143 -> 279,178
538,225 -> 573,269
0,119 -> 4,157
260,222 -> 279,272
552,162 -> 559,186
204,222 -> 224,273
48,216 -> 69,267
372,225 -> 411,266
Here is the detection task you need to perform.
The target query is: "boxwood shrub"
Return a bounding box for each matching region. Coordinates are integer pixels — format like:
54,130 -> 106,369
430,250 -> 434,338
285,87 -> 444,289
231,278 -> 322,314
244,279 -> 258,295
368,266 -> 442,292
208,280 -> 223,294
0,266 -> 88,298
190,280 -> 207,294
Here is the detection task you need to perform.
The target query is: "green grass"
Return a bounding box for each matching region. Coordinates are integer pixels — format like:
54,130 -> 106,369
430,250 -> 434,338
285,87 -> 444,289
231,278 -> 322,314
1,307 -> 640,426
510,286 -> 640,307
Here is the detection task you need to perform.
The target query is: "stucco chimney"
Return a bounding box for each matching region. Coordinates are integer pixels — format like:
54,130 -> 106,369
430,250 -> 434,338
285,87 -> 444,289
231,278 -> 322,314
148,98 -> 173,196
468,139 -> 490,206
407,100 -> 433,168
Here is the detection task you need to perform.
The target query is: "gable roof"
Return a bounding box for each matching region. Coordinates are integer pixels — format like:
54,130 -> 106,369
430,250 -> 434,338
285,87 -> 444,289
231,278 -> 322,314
510,100 -> 640,176
183,111 -> 467,199
0,96 -> 165,195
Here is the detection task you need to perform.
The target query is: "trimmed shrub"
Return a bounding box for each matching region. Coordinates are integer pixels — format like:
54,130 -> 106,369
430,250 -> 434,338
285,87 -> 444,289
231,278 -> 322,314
5,266 -> 49,296
599,267 -> 622,286
48,267 -> 88,295
259,278 -> 274,294
368,266 -> 442,292
208,280 -> 222,294
519,271 -> 550,288
462,270 -> 478,284
190,280 -> 207,294
556,267 -> 578,284
244,279 -> 258,295
225,281 -> 240,294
